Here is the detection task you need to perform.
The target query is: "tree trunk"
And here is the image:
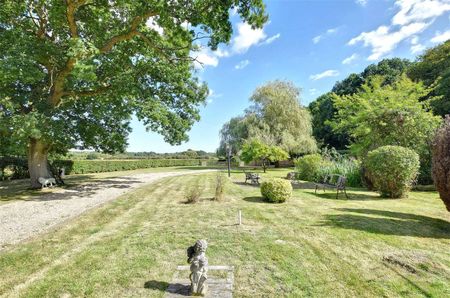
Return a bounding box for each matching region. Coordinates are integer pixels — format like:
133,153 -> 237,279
262,159 -> 266,173
28,138 -> 53,188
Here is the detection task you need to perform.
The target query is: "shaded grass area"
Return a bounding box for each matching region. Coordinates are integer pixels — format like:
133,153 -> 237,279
0,166 -> 220,204
0,169 -> 449,297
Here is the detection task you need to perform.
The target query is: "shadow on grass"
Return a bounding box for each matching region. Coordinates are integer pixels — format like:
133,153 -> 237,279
291,181 -> 316,190
144,280 -> 170,292
311,191 -> 385,201
234,181 -> 260,188
243,196 -> 268,203
320,208 -> 450,239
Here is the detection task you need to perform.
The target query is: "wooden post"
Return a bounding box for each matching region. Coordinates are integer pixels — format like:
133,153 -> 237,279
238,210 -> 242,225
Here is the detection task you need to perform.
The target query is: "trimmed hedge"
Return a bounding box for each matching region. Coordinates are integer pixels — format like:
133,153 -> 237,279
52,159 -> 207,174
365,146 -> 420,198
0,157 -> 29,180
0,158 -> 211,179
260,178 -> 292,203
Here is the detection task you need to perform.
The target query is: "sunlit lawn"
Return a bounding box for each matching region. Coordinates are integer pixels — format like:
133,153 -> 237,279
0,166 -> 218,205
0,169 -> 449,297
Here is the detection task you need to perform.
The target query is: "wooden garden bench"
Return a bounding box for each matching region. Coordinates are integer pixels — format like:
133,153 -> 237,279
314,174 -> 349,199
243,170 -> 260,184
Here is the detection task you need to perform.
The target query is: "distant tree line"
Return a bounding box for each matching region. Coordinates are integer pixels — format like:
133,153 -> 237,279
68,149 -> 216,160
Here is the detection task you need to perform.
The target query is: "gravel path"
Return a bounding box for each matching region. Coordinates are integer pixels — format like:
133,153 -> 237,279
0,170 -> 214,250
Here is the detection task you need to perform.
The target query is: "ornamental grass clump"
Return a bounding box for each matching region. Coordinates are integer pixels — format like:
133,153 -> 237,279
184,184 -> 202,204
365,145 -> 420,198
432,116 -> 450,212
213,173 -> 227,201
260,178 -> 292,203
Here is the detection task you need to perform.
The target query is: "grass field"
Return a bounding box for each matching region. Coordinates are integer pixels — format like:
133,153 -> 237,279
1,169 -> 449,297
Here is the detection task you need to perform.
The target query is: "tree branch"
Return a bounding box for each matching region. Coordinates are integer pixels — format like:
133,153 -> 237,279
63,85 -> 111,98
49,0 -> 86,107
99,11 -> 157,53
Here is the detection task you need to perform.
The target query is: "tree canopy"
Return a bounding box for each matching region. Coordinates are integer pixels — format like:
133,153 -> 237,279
218,80 -> 316,156
332,75 -> 441,158
240,139 -> 288,172
0,0 -> 267,187
408,40 -> 450,117
309,58 -> 414,150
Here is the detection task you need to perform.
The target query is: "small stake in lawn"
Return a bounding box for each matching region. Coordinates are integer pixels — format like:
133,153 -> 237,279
238,210 -> 242,225
187,239 -> 208,296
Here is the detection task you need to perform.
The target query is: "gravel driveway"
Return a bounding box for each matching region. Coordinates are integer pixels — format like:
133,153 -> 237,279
0,170 -> 214,250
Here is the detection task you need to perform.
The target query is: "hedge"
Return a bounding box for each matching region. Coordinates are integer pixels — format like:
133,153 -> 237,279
1,158 -> 212,180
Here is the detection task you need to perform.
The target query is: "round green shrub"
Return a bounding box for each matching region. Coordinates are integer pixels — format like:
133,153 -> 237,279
365,145 -> 420,198
294,154 -> 329,182
260,178 -> 293,203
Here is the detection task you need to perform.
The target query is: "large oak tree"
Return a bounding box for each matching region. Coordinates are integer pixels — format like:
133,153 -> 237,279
0,0 -> 267,187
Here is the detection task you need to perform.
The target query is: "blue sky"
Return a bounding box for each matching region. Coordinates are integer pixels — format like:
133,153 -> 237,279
127,0 -> 450,153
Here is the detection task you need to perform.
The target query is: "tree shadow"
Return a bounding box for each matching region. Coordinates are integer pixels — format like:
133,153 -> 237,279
319,208 -> 450,239
144,280 -> 170,292
234,181 -> 260,188
291,181 -> 316,190
312,191 -> 388,201
0,174 -> 144,203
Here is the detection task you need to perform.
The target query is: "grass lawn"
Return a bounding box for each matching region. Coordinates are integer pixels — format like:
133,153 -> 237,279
0,166 -> 218,205
0,169 -> 449,297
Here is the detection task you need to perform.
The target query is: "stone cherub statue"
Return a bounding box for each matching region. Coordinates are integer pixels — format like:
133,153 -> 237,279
187,239 -> 208,296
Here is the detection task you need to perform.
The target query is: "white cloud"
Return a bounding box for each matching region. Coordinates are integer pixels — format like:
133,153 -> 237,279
431,30 -> 450,43
348,22 -> 430,60
310,70 -> 340,81
235,59 -> 250,70
392,0 -> 450,26
312,35 -> 322,44
349,0 -> 450,61
265,33 -> 281,44
411,43 -> 426,53
193,22 -> 280,69
231,22 -> 267,54
312,27 -> 340,44
342,53 -> 358,64
309,88 -> 318,95
327,28 -> 338,34
410,35 -> 425,54
355,0 -> 368,6
194,48 -> 219,68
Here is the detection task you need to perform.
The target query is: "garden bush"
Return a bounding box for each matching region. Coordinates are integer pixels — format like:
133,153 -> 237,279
432,116 -> 450,211
365,146 -> 420,198
294,154 -> 328,182
260,178 -> 292,203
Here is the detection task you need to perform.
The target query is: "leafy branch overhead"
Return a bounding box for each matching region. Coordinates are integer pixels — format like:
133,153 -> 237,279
0,0 -> 267,187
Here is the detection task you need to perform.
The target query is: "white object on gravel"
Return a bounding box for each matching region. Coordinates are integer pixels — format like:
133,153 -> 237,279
0,170 -> 214,250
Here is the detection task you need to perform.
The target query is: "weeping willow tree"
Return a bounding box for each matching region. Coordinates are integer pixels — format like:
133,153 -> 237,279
218,80 -> 317,157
